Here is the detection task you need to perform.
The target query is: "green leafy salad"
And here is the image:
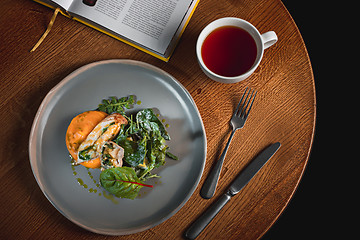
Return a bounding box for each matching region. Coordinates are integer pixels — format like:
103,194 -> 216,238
67,95 -> 178,200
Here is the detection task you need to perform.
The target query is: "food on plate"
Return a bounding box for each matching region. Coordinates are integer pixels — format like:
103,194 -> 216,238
65,110 -> 108,168
65,95 -> 178,199
76,113 -> 127,168
100,141 -> 124,170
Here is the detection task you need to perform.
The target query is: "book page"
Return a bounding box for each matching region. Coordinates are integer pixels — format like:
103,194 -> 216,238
68,0 -> 193,55
35,0 -> 74,10
52,0 -> 73,10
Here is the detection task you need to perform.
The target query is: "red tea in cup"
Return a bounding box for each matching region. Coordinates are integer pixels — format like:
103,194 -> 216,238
197,17 -> 278,83
201,26 -> 257,77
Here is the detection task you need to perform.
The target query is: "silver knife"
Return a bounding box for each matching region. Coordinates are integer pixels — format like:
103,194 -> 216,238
184,142 -> 281,240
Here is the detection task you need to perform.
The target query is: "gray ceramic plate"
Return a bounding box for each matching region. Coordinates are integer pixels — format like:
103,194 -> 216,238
29,59 -> 206,235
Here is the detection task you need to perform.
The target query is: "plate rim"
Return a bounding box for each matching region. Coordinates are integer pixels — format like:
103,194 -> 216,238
28,59 -> 207,235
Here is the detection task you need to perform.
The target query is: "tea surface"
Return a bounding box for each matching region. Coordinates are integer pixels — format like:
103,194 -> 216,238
201,26 -> 257,77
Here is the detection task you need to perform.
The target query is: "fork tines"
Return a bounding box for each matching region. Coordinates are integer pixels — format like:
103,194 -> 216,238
235,87 -> 257,119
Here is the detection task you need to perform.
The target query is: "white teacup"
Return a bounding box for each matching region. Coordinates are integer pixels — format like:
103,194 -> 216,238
196,17 -> 278,83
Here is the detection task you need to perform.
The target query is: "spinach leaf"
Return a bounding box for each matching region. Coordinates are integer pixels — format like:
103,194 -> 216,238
100,167 -> 149,200
97,95 -> 135,114
110,107 -> 178,182
148,133 -> 166,167
115,125 -> 147,167
122,137 -> 147,167
138,127 -> 167,180
166,151 -> 178,160
136,109 -> 170,140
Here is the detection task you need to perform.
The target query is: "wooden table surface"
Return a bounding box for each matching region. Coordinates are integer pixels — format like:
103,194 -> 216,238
0,0 -> 315,239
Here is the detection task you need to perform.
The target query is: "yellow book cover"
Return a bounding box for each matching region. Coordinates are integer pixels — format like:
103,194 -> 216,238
32,0 -> 200,62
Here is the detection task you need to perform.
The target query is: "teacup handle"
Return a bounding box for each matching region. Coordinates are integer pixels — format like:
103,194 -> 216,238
261,31 -> 278,49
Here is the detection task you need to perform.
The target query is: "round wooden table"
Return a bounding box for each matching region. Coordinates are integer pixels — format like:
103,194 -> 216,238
0,0 -> 315,239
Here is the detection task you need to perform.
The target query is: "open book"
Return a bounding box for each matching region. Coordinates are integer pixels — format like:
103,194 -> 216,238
34,0 -> 199,61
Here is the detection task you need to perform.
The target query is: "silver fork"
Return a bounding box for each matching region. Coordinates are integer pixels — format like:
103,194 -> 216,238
200,87 -> 257,199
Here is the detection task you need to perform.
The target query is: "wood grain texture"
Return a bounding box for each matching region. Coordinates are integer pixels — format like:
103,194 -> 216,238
0,0 -> 315,239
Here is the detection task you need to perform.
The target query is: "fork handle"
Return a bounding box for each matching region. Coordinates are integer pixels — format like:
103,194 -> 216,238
200,130 -> 236,199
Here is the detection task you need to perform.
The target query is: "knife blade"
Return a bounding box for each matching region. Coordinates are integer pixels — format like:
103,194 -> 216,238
184,142 -> 281,240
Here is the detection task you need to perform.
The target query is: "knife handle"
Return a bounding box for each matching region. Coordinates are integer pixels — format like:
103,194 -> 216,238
184,192 -> 232,240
